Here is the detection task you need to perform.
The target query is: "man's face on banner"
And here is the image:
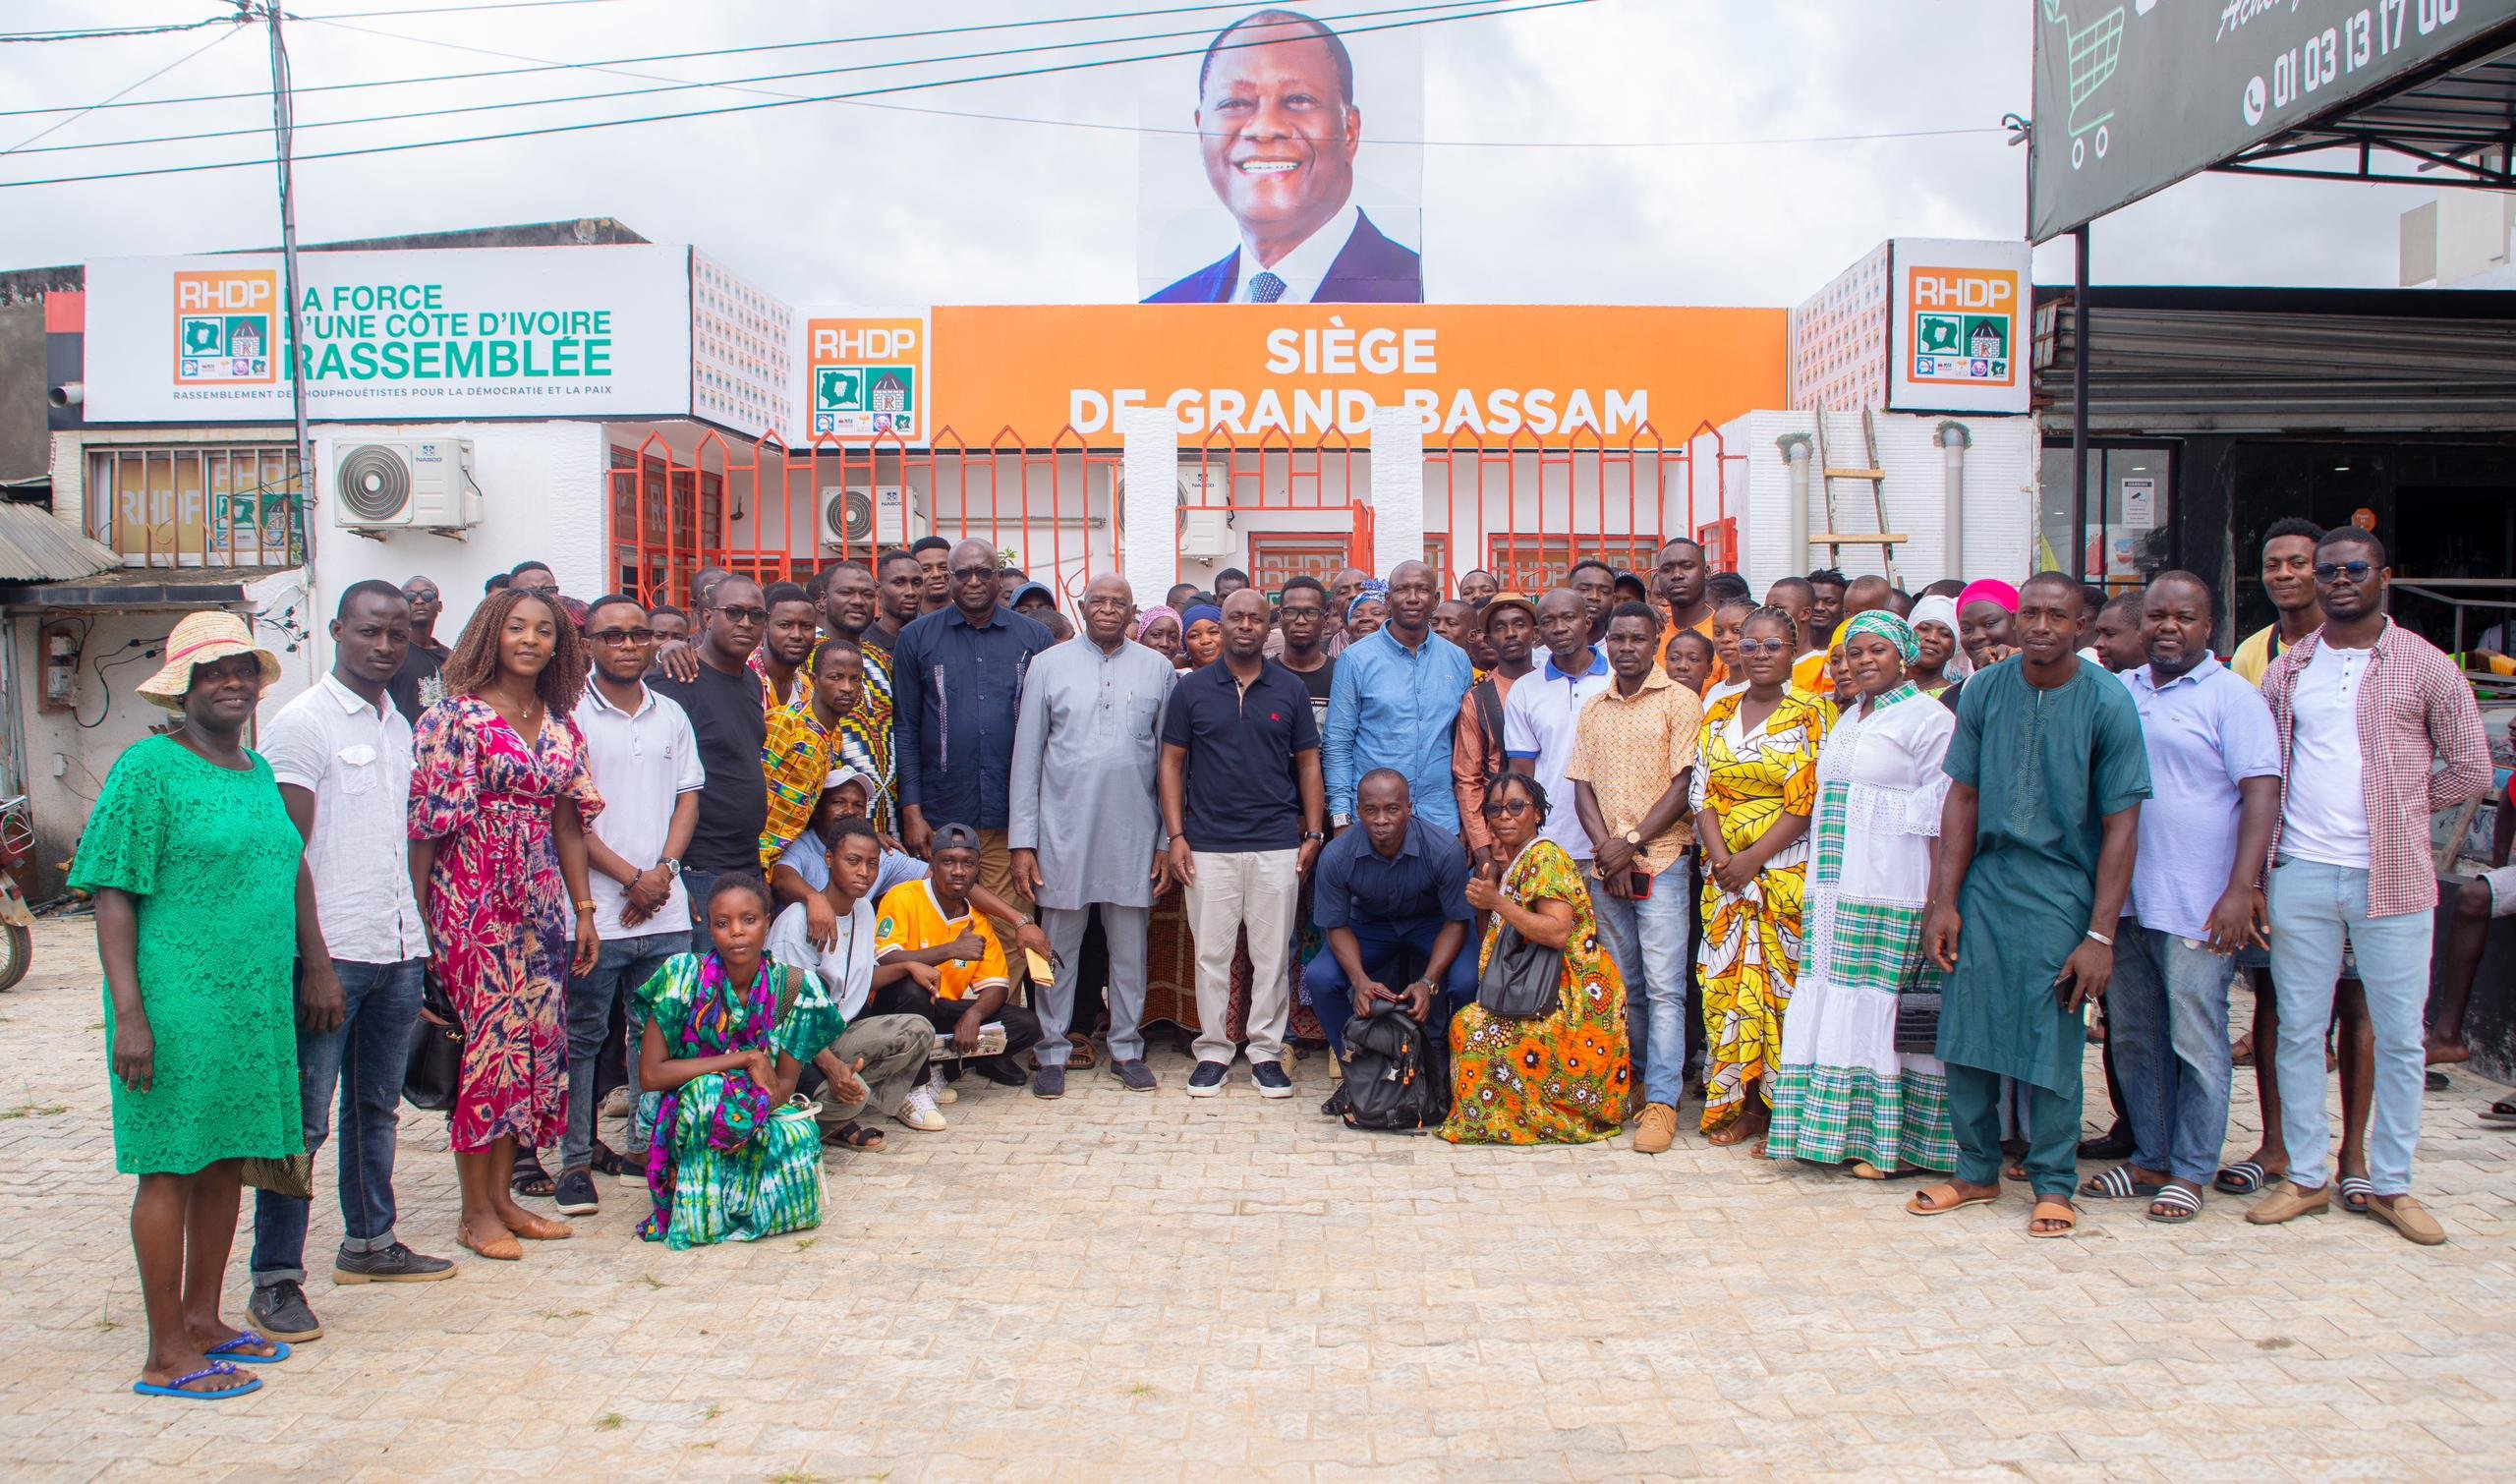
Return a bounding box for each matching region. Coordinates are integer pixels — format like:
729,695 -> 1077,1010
1197,25 -> 1360,257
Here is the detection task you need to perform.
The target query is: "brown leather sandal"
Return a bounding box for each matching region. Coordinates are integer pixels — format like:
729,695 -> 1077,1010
2028,1198 -> 2078,1237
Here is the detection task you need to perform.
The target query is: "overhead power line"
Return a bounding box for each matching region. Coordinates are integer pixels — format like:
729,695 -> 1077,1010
0,0 -> 1595,189
3,25 -> 245,155
291,0 -> 628,18
0,15 -> 242,44
8,0 -> 1502,157
0,1 -> 1344,117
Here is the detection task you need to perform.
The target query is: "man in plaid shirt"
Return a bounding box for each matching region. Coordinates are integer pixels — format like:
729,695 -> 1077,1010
2247,528 -> 2489,1246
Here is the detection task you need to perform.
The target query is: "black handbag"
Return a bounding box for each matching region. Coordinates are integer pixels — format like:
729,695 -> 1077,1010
1475,922 -> 1563,1019
1891,948 -> 1943,1055
402,967 -> 464,1112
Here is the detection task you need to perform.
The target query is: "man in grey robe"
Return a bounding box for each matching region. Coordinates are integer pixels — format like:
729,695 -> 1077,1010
1009,574 -> 1178,1096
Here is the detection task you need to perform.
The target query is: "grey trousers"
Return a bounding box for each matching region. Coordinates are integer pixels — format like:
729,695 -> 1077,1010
812,1013 -> 933,1133
1040,903 -> 1152,1065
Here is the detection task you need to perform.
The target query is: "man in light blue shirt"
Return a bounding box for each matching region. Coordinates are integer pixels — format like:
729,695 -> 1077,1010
1323,560 -> 1473,833
2093,571 -> 2282,1223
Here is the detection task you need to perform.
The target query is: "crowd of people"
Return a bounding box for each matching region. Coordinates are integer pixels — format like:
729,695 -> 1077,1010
80,521 -> 2507,1399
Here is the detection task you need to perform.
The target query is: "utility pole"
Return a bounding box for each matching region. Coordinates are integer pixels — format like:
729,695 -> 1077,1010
257,0 -> 314,567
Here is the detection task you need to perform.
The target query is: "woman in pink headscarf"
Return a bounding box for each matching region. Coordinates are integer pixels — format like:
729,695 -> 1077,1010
1938,579 -> 2021,713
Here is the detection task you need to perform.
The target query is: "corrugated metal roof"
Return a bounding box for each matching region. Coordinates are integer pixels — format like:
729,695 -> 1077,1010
2032,286 -> 2516,435
0,504 -> 120,583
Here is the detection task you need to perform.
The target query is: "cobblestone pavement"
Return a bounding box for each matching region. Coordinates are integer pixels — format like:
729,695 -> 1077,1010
2,918 -> 2514,1480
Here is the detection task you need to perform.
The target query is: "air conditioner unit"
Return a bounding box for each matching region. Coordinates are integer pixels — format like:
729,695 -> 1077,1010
819,485 -> 918,549
1179,507 -> 1234,558
330,439 -> 480,532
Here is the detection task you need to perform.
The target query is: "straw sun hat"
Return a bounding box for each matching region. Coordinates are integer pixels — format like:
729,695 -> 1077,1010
134,610 -> 282,711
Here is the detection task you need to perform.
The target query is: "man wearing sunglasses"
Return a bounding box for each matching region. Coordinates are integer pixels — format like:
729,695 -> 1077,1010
891,537 -> 1055,980
560,594 -> 705,1213
2248,529 -> 2489,1246
648,576 -> 770,926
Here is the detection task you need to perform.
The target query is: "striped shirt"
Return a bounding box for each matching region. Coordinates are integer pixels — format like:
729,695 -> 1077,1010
833,642 -> 896,834
2261,620 -> 2490,917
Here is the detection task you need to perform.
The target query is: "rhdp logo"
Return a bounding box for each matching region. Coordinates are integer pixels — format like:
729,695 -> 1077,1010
173,269 -> 279,385
1907,265 -> 2018,388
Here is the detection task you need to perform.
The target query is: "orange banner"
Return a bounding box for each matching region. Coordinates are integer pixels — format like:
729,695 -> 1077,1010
909,304 -> 1784,446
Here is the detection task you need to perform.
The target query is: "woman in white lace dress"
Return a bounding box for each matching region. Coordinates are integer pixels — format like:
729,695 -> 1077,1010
1765,610 -> 1961,1177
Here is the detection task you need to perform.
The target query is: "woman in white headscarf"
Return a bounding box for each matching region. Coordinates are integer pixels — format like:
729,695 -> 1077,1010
1906,594 -> 1963,696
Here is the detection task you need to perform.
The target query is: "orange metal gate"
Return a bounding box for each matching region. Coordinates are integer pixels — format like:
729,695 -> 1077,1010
605,421 -> 1738,607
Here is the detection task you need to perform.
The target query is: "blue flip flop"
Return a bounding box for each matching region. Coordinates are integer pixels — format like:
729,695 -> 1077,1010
204,1331 -> 290,1365
132,1359 -> 261,1399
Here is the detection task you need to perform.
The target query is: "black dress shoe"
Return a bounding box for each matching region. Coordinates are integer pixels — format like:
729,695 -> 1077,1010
2077,1124 -> 2136,1161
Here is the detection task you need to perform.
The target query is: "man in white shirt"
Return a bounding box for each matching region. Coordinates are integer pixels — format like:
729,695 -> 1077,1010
1503,588 -> 1614,862
557,594 -> 704,1216
249,581 -> 454,1347
768,816 -> 947,1138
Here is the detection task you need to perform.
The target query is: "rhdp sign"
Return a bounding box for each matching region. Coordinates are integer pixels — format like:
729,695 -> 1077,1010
1886,240 -> 2030,415
174,269 -> 278,385
808,316 -> 925,440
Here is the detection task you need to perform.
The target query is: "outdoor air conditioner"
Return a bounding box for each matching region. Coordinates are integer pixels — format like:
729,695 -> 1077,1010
330,439 -> 481,532
1179,507 -> 1234,558
819,485 -> 918,549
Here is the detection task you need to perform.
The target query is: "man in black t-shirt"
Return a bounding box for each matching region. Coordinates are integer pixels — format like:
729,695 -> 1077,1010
386,574 -> 454,722
1157,590 -> 1327,1100
1275,575 -> 1336,731
648,576 -> 770,919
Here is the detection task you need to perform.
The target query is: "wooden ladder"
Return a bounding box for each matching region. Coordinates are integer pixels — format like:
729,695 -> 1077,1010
1809,404 -> 1907,588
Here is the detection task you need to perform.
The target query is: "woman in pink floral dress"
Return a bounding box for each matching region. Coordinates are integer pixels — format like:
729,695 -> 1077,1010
409,587 -> 602,1262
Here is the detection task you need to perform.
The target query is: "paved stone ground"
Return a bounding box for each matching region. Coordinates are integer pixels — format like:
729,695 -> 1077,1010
2,917 -> 2514,1480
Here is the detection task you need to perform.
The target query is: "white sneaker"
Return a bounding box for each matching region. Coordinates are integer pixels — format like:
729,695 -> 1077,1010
898,1084 -> 948,1132
929,1065 -> 958,1106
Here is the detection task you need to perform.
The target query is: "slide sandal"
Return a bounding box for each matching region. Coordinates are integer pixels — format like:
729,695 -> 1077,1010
2028,1198 -> 2079,1238
1906,1182 -> 1997,1217
2146,1185 -> 2203,1225
2214,1161 -> 2276,1195
203,1331 -> 290,1365
132,1360 -> 259,1400
2081,1166 -> 2162,1200
2339,1175 -> 2375,1215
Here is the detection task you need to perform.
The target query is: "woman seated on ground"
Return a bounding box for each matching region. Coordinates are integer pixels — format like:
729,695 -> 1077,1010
1442,772 -> 1631,1146
635,874 -> 840,1250
1764,611 -> 1960,1180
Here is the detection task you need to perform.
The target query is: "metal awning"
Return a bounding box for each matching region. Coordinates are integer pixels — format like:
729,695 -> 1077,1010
0,504 -> 120,584
2032,286 -> 2516,436
2215,33 -> 2516,190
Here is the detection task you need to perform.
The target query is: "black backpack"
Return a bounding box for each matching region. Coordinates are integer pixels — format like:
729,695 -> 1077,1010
1339,1004 -> 1451,1133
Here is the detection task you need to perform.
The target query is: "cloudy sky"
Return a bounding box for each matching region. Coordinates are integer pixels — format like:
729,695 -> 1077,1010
0,0 -> 2430,304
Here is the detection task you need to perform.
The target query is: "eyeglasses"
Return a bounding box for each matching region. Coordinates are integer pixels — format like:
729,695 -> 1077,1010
712,604 -> 770,625
949,566 -> 999,583
1738,637 -> 1791,656
587,627 -> 657,646
2315,560 -> 2375,584
1480,798 -> 1536,819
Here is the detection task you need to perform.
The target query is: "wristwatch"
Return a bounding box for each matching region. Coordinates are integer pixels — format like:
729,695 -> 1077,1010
659,856 -> 683,878
1331,813 -> 1352,828
1623,828 -> 1644,847
1302,830 -> 1327,842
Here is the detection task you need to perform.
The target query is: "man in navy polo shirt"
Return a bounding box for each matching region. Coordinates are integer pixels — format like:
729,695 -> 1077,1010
1304,770 -> 1474,1110
1158,588 -> 1327,1099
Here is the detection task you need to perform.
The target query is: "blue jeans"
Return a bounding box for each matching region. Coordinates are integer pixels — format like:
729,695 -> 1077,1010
250,958 -> 425,1285
2105,917 -> 2237,1186
1588,869 -> 1693,1108
1304,917 -> 1476,1058
2266,857 -> 2433,1195
566,930 -> 689,1170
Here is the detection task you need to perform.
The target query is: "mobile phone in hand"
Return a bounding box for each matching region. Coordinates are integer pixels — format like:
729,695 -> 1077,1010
1629,871 -> 1653,899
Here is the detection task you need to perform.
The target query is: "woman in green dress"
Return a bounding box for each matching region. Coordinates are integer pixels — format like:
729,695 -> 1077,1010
75,611 -> 328,1400
636,873 -> 844,1250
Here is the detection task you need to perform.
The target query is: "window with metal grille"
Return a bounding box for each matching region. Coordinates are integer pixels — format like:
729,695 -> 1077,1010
1481,536 -> 1659,596
84,444 -> 305,568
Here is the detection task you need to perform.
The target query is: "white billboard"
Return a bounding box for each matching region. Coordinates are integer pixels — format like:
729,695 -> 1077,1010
1884,238 -> 2031,416
1136,8 -> 1424,305
82,245 -> 696,424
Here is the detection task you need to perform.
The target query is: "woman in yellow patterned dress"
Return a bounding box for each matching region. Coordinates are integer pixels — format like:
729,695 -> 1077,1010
1691,607 -> 1830,1145
1442,772 -> 1631,1145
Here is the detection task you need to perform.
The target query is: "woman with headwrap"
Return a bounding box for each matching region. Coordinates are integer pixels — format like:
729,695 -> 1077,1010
1135,605 -> 1185,668
1907,594 -> 1963,696
1179,603 -> 1225,668
1937,578 -> 2022,713
1344,582 -> 1390,644
1765,610 -> 1962,1178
